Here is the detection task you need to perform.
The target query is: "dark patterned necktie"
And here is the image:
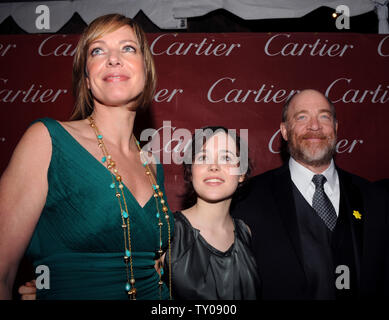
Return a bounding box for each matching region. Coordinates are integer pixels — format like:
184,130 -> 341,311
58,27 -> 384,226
312,174 -> 337,231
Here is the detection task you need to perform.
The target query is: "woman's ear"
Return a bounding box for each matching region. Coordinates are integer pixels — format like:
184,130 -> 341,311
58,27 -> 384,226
86,75 -> 90,89
238,174 -> 245,183
85,66 -> 90,88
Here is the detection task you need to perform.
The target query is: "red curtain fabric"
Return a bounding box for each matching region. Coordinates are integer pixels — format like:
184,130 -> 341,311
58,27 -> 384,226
1,32 -> 388,211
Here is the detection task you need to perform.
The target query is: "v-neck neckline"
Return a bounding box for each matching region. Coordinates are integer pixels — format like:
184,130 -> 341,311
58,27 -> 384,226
53,119 -> 157,210
177,211 -> 236,256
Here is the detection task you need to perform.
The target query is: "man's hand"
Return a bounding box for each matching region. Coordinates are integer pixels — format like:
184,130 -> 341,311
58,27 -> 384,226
18,280 -> 36,300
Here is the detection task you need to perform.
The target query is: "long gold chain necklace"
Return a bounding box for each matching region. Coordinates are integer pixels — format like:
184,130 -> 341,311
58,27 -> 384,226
88,116 -> 172,300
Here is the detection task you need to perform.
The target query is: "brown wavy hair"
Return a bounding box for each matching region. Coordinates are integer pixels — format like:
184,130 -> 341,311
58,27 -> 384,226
70,14 -> 156,120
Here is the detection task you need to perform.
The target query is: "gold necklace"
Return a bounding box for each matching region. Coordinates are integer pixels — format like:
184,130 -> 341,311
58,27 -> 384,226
88,116 -> 172,300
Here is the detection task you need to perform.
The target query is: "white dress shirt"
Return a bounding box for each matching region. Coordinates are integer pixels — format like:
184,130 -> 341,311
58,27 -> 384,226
289,157 -> 340,216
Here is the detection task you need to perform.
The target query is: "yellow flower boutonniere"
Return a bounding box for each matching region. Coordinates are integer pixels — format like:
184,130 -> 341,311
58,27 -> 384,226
353,210 -> 362,220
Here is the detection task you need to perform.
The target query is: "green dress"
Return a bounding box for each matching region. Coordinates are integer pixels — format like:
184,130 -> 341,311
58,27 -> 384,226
25,118 -> 174,300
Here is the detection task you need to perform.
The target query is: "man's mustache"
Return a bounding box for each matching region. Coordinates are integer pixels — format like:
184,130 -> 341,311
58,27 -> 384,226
300,133 -> 327,140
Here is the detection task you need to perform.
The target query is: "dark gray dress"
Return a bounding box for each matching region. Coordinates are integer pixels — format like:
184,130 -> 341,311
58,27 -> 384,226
164,211 -> 260,300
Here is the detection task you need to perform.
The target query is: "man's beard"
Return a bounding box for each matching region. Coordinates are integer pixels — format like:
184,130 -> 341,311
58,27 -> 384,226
287,130 -> 336,167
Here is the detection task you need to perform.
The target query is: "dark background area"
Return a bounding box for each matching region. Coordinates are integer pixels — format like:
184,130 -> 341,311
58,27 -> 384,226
0,6 -> 379,34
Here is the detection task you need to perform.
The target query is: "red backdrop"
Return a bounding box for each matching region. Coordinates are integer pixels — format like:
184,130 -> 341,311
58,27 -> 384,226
1,32 -> 388,211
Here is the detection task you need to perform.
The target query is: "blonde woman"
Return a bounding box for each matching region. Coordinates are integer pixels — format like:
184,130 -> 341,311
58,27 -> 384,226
0,14 -> 174,300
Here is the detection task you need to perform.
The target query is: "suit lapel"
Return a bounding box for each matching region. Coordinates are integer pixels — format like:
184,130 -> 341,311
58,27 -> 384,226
335,168 -> 364,290
272,165 -> 306,275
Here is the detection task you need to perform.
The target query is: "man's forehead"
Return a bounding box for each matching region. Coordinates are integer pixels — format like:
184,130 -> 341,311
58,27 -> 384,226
289,92 -> 331,113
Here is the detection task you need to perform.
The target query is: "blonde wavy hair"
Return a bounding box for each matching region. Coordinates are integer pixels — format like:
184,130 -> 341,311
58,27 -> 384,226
70,14 -> 156,120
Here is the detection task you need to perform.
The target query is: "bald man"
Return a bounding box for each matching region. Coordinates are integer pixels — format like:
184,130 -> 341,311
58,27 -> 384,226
232,89 -> 388,300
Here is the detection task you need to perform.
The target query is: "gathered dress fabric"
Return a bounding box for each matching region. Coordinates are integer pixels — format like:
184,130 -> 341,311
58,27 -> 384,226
164,211 -> 260,300
25,118 -> 174,300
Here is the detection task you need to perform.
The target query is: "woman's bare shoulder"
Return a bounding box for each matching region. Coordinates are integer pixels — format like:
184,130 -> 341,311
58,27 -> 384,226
19,121 -> 52,152
58,119 -> 88,133
57,119 -> 93,141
